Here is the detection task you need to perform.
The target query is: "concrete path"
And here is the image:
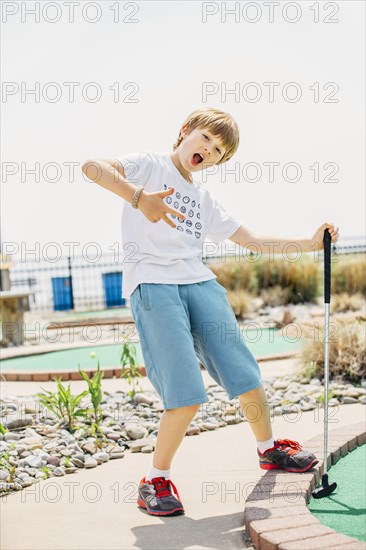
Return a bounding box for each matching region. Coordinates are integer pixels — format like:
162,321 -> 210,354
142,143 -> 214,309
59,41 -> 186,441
1,365 -> 365,549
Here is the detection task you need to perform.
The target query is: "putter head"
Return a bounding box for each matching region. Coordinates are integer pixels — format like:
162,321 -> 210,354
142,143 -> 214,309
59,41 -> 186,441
312,473 -> 337,499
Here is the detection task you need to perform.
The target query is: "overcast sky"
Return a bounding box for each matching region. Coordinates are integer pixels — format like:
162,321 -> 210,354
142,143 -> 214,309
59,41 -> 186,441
2,1 -> 365,261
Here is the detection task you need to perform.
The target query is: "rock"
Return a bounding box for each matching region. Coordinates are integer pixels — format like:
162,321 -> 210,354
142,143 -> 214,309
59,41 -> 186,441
328,398 -> 340,407
141,446 -> 154,453
21,477 -> 36,487
344,388 -> 366,398
224,407 -> 237,416
300,403 -> 316,411
20,437 -> 43,448
46,456 -> 61,467
85,457 -> 98,469
92,452 -> 109,464
128,438 -> 155,453
310,378 -> 321,386
64,467 -> 78,474
186,426 -> 201,436
109,452 -> 124,460
19,451 -> 32,458
81,441 -> 98,454
4,416 -> 33,430
23,455 -> 43,469
342,397 -> 358,404
0,481 -> 23,492
284,392 -> 302,404
60,449 -> 74,457
43,441 -> 60,451
201,422 -> 218,430
73,453 -> 85,462
133,393 -> 155,406
106,433 -> 120,441
24,467 -> 37,476
282,309 -> 295,326
70,458 -> 85,468
224,416 -> 241,424
273,379 -> 289,390
358,396 -> 366,405
0,470 -> 9,481
125,426 -> 149,440
4,433 -> 22,442
53,467 -> 65,476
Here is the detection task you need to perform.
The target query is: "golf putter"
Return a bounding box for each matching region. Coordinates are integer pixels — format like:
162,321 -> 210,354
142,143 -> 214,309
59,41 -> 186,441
312,228 -> 337,499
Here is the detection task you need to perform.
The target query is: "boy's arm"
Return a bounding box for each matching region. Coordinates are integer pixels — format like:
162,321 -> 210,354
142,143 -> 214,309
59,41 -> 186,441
81,157 -> 186,228
229,222 -> 339,254
81,158 -> 137,204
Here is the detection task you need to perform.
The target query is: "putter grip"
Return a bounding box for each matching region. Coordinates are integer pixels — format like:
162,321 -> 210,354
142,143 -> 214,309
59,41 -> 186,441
324,229 -> 331,304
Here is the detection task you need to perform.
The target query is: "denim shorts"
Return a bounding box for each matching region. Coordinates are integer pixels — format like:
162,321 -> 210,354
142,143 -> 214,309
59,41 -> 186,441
129,279 -> 263,410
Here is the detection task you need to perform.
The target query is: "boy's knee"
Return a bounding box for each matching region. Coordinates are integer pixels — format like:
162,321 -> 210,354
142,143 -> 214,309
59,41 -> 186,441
166,403 -> 202,414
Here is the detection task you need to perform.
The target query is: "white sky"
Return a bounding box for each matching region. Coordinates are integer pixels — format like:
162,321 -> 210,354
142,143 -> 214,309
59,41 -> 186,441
1,1 -> 365,260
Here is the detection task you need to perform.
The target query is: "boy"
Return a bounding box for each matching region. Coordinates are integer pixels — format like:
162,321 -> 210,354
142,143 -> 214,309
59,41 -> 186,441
82,107 -> 339,517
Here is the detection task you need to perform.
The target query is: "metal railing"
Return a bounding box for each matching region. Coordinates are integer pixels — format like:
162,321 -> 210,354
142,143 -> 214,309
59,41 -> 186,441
6,236 -> 366,314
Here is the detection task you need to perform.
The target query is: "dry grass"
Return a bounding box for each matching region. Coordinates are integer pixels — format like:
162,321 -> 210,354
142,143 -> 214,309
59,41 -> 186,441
210,260 -> 258,294
253,259 -> 320,303
331,257 -> 366,296
330,292 -> 365,313
259,285 -> 292,307
209,254 -> 365,308
299,318 -> 366,384
226,289 -> 254,318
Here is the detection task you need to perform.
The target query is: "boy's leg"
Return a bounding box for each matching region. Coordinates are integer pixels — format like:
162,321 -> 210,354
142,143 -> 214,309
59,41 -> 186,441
152,403 -> 201,470
238,385 -> 273,441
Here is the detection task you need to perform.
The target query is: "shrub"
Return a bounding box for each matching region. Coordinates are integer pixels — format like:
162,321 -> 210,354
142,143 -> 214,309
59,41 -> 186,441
299,319 -> 366,384
210,259 -> 258,294
226,289 -> 253,318
253,258 -> 319,303
330,292 -> 365,313
331,257 -> 366,296
259,285 -> 292,307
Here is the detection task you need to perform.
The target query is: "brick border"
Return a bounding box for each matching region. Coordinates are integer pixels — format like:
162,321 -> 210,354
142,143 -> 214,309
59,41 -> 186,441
244,422 -> 366,550
1,366 -> 147,382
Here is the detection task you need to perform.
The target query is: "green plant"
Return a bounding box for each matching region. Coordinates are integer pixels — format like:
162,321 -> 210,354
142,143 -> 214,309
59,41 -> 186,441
41,465 -> 51,479
63,456 -> 72,468
303,361 -> 320,381
120,340 -> 144,398
0,453 -> 16,482
316,389 -> 336,406
36,379 -> 89,433
0,422 -> 8,435
78,360 -> 105,449
0,423 -> 7,435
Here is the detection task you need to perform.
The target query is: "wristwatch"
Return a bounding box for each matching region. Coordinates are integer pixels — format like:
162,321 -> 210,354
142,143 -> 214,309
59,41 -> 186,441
132,185 -> 144,209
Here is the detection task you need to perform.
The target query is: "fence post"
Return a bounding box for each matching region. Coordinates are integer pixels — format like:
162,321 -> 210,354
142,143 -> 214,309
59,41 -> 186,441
68,255 -> 75,310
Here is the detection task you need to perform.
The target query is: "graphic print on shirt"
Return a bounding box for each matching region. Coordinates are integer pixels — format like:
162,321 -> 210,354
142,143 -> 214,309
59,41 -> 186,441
163,184 -> 202,239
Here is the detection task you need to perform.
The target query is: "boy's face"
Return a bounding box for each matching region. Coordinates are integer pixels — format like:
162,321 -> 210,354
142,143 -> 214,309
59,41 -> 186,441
178,126 -> 226,172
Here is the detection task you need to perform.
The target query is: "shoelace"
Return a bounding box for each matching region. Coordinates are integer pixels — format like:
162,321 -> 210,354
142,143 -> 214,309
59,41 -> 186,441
275,438 -> 303,456
148,477 -> 181,500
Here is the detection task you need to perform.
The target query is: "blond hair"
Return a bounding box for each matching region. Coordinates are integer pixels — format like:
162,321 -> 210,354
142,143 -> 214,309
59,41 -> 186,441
172,107 -> 240,164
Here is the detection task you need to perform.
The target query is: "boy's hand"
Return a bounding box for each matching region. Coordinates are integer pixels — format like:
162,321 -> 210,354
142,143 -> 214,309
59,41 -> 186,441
310,222 -> 339,250
137,187 -> 186,228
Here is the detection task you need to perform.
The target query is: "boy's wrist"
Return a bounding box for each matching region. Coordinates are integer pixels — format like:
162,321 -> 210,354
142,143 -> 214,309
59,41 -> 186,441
132,185 -> 144,208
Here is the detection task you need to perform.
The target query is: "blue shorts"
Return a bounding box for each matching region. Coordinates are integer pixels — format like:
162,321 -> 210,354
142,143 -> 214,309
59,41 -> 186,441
129,279 -> 263,410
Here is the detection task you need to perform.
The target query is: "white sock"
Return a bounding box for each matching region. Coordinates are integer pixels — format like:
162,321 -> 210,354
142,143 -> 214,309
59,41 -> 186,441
257,436 -> 276,454
145,464 -> 171,481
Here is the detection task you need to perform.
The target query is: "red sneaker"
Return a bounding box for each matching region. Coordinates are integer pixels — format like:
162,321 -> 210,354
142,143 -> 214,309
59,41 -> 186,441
137,476 -> 185,516
258,438 -> 319,473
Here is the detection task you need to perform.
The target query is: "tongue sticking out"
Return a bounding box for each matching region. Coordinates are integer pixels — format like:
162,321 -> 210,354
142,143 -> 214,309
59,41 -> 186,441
192,153 -> 203,166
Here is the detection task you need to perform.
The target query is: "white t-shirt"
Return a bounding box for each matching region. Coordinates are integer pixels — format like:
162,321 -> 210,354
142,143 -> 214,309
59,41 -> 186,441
117,150 -> 241,299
